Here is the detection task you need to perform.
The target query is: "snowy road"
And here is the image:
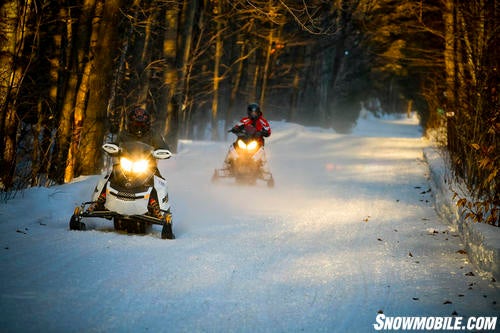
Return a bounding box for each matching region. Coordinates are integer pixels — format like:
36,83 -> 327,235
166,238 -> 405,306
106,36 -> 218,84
0,112 -> 498,332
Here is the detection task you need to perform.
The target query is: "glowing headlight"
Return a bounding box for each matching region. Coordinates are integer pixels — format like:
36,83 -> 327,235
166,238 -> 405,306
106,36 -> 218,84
237,140 -> 258,151
120,157 -> 149,173
247,140 -> 258,150
120,157 -> 133,171
237,140 -> 247,149
133,159 -> 149,173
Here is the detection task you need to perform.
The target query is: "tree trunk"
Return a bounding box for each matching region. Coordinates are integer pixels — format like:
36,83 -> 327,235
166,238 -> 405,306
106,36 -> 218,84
443,0 -> 457,110
259,28 -> 273,110
289,69 -> 300,121
0,0 -> 33,189
162,2 -> 180,151
318,54 -> 330,125
64,0 -> 100,182
52,5 -> 77,183
249,57 -> 259,103
225,38 -> 246,140
211,0 -> 223,141
178,0 -> 196,135
136,7 -> 157,104
78,0 -> 122,176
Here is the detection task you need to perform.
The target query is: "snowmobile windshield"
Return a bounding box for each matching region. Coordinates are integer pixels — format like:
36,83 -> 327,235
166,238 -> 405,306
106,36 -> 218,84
119,141 -> 154,159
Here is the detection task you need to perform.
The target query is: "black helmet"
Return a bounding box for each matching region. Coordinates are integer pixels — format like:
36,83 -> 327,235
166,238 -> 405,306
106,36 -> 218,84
247,103 -> 261,120
127,107 -> 151,137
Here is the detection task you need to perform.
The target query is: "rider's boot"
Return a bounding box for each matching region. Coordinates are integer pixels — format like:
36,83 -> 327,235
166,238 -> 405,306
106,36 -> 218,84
148,197 -> 163,219
87,191 -> 106,212
162,213 -> 175,239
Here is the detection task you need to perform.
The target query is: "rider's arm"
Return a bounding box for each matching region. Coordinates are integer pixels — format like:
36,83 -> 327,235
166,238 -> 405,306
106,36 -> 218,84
260,128 -> 270,137
259,118 -> 271,137
230,121 -> 245,133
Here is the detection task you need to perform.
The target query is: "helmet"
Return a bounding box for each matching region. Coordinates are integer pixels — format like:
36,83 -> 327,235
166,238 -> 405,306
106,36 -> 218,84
247,103 -> 261,120
127,107 -> 151,137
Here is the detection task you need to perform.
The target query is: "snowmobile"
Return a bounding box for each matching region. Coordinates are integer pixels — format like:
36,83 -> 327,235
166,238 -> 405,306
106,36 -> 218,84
69,141 -> 175,239
212,124 -> 274,187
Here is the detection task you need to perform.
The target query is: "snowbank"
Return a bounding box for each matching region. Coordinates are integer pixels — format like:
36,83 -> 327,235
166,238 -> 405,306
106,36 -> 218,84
424,146 -> 500,280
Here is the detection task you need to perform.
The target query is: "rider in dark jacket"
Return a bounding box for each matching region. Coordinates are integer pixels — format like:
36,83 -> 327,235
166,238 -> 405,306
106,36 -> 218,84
117,107 -> 169,152
88,107 -> 169,217
117,107 -> 169,178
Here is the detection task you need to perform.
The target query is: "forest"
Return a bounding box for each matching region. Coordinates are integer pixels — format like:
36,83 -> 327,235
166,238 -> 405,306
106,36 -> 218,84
0,0 -> 498,225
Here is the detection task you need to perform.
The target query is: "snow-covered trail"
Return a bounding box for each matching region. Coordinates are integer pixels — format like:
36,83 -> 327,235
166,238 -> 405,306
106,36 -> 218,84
0,113 -> 497,332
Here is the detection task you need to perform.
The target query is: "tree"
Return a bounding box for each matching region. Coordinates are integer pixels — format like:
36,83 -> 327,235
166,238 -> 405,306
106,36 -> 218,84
162,0 -> 182,151
442,0 -> 499,226
0,0 -> 35,189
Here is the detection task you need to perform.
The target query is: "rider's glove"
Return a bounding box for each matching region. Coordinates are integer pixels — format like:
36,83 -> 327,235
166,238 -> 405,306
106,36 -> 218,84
260,128 -> 269,137
230,125 -> 244,134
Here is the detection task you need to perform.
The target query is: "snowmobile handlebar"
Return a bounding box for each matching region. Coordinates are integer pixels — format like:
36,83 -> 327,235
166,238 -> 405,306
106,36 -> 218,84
229,125 -> 263,139
102,142 -> 172,159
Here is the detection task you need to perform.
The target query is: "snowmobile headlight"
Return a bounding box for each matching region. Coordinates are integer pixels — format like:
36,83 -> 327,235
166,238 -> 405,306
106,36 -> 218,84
120,157 -> 149,173
120,157 -> 133,172
237,139 -> 247,149
133,159 -> 149,173
247,140 -> 258,151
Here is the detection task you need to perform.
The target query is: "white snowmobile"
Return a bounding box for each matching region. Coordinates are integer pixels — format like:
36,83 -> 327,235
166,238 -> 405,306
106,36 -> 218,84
212,124 -> 274,187
69,141 -> 175,239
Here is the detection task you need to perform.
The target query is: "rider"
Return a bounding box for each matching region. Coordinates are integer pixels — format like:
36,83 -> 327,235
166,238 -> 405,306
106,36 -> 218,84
117,107 -> 170,155
88,107 -> 170,219
225,103 -> 272,171
229,103 -> 271,143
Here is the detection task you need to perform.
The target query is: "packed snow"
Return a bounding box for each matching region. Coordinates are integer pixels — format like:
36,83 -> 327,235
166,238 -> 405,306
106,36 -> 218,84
0,111 -> 498,332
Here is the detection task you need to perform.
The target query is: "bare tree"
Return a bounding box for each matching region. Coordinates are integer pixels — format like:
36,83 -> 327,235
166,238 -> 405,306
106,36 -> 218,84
0,0 -> 38,189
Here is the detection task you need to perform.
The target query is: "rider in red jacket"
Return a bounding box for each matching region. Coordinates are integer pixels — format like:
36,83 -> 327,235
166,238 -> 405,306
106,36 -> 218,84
224,103 -> 272,175
230,103 -> 271,146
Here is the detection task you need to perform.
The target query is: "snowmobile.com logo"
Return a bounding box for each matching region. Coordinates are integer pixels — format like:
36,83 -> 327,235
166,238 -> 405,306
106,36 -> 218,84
373,314 -> 498,331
